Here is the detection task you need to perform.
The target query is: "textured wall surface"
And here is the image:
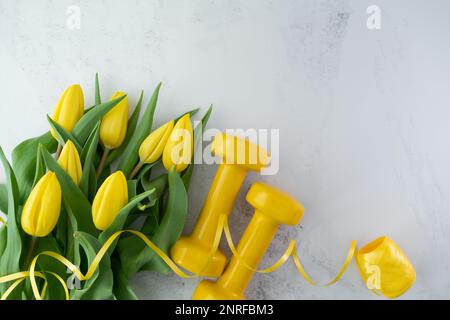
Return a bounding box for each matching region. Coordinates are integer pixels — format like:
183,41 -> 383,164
1,0 -> 450,299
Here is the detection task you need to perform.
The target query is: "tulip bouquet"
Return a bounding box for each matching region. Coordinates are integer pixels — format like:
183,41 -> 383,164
0,74 -> 212,299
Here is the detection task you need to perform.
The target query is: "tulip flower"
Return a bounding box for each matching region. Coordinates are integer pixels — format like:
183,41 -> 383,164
21,172 -> 62,237
139,120 -> 174,164
128,120 -> 174,179
58,140 -> 82,186
99,92 -> 129,150
96,92 -> 129,178
50,84 -> 84,139
162,114 -> 193,172
92,171 -> 128,231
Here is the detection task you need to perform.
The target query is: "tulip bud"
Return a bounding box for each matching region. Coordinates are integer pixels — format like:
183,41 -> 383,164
92,171 -> 128,231
21,172 -> 62,237
99,92 -> 129,149
139,120 -> 174,164
51,84 -> 84,139
57,140 -> 82,186
162,114 -> 193,172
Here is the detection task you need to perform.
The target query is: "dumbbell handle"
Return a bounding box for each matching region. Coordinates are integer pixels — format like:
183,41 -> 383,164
191,164 -> 247,242
216,211 -> 278,295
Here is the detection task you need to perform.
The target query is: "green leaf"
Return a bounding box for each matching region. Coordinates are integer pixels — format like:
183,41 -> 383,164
84,105 -> 96,114
112,257 -> 138,300
34,236 -> 67,300
98,189 -> 156,245
95,164 -> 111,195
140,200 -> 160,235
31,146 -> 46,189
182,105 -> 213,188
118,83 -> 161,177
137,162 -> 161,203
66,211 -> 80,270
95,73 -> 101,105
118,168 -> 187,277
46,115 -> 82,152
80,123 -> 100,163
72,95 -> 126,145
0,184 -> 7,214
200,105 -> 213,132
0,147 -> 20,222
0,224 -> 7,258
142,173 -> 168,200
40,146 -> 97,235
141,169 -> 188,273
137,162 -> 157,183
106,91 -> 144,166
175,107 -> 200,122
70,232 -> 114,300
12,131 -> 57,203
87,164 -> 98,201
127,180 -> 138,199
0,147 -> 22,298
79,123 -> 100,196
55,207 -> 68,256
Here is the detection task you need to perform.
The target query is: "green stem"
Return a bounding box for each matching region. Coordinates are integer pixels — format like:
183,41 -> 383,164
96,148 -> 110,179
129,161 -> 144,180
23,236 -> 39,270
55,144 -> 62,159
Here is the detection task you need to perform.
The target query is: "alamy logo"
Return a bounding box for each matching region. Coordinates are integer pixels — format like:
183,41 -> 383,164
193,126 -> 280,176
366,5 -> 381,30
67,267 -> 81,290
366,265 -> 381,290
66,5 -> 81,30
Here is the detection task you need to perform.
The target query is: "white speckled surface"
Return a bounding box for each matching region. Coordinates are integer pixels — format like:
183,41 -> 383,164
1,0 -> 450,299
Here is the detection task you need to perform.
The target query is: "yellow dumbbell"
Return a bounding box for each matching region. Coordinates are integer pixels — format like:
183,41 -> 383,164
193,182 -> 304,300
171,133 -> 270,277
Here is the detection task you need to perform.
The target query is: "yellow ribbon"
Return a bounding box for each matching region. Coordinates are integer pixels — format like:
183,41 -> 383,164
222,217 -> 357,285
0,270 -> 67,300
0,214 -> 415,300
355,236 -> 416,298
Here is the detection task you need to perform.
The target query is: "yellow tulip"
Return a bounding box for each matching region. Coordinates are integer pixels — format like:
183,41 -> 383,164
99,92 -> 129,149
57,140 -> 82,186
21,172 -> 62,237
139,120 -> 174,164
163,114 -> 193,172
51,84 -> 84,139
92,171 -> 128,231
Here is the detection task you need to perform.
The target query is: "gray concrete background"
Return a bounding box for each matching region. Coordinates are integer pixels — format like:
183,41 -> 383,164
1,0 -> 450,299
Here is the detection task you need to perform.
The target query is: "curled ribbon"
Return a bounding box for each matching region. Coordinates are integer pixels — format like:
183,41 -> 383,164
0,270 -> 67,300
0,214 -> 227,300
0,214 -> 415,300
222,217 -> 357,286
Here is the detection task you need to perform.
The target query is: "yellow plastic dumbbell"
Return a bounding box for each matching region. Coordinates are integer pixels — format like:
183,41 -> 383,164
193,182 -> 304,300
171,133 -> 270,277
